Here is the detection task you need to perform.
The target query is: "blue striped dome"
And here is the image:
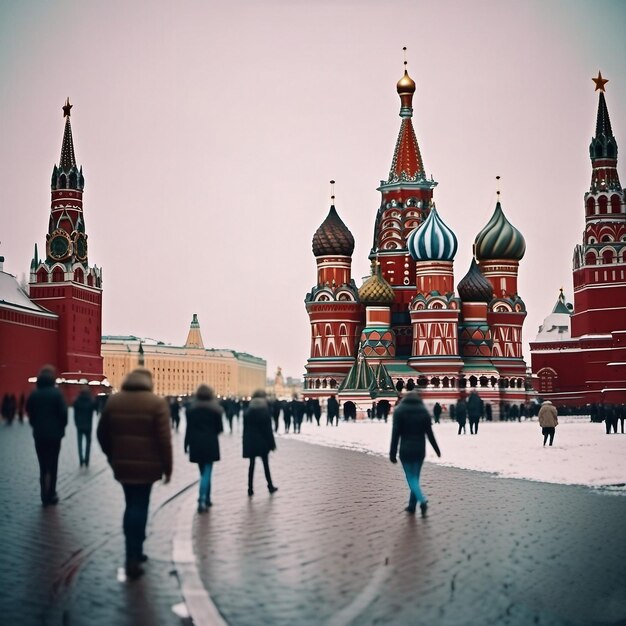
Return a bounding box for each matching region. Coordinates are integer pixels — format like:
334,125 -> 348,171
474,201 -> 526,261
407,207 -> 458,261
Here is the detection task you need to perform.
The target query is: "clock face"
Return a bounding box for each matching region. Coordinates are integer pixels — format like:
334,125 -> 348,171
75,235 -> 87,260
49,234 -> 70,260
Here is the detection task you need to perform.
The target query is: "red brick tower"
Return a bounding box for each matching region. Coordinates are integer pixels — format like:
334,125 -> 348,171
304,191 -> 363,395
29,99 -> 104,384
372,58 -> 437,357
531,73 -> 626,403
571,74 -> 625,336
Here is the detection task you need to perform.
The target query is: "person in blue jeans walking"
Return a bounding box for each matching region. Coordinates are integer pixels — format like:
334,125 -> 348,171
184,385 -> 224,513
389,391 -> 441,517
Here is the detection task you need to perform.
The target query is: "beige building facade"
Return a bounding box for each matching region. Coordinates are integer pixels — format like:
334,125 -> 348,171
102,315 -> 266,397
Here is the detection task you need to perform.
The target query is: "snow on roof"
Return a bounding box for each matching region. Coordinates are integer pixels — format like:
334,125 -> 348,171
0,270 -> 57,317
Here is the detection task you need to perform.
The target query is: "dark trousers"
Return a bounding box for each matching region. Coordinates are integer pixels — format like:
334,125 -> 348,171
457,422 -> 466,434
248,455 -> 273,491
34,437 -> 61,503
77,429 -> 91,466
542,427 -> 555,446
469,418 -> 479,434
122,483 -> 152,563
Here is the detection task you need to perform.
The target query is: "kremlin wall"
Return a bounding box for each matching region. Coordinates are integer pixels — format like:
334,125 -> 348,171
0,65 -> 624,409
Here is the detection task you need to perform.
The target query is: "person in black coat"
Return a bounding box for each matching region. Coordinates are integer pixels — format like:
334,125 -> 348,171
282,400 -> 292,433
389,391 -> 441,516
466,391 -> 483,435
456,397 -> 467,434
26,366 -> 68,506
271,398 -> 282,433
291,396 -> 304,434
327,395 -> 339,426
73,385 -> 95,467
433,402 -> 442,424
243,390 -> 278,497
170,397 -> 181,432
185,385 -> 223,512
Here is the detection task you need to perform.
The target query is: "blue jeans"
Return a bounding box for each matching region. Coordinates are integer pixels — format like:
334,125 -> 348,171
122,483 -> 152,563
198,463 -> 213,504
77,429 -> 91,466
401,460 -> 426,509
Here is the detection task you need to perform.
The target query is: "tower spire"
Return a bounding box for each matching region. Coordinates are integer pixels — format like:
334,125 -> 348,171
59,98 -> 77,171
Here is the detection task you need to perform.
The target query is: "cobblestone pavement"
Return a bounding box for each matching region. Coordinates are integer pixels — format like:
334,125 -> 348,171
193,429 -> 626,626
1,417 -> 625,626
0,417 -> 196,626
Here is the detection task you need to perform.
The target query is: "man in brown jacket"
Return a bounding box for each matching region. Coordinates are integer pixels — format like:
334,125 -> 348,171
97,368 -> 172,579
538,400 -> 559,447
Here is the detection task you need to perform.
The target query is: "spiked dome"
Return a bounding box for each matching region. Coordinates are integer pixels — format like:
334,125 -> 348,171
474,201 -> 526,261
312,205 -> 355,257
457,259 -> 493,303
407,206 -> 458,261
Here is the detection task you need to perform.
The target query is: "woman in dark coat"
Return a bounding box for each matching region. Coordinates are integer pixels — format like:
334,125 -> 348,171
389,391 -> 441,516
456,397 -> 467,434
184,385 -> 223,512
243,390 -> 278,497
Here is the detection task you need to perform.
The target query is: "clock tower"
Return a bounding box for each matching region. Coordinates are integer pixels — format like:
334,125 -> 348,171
29,99 -> 104,384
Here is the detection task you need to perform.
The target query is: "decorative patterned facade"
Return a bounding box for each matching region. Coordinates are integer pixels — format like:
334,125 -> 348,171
531,74 -> 626,404
304,62 -> 529,416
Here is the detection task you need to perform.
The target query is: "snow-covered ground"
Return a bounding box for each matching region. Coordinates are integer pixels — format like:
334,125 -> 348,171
282,418 -> 626,489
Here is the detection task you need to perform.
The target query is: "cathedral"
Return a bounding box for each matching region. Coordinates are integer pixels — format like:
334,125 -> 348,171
304,62 -> 529,417
530,73 -> 626,405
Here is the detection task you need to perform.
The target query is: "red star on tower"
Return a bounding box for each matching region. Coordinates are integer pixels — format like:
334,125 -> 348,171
592,71 -> 608,92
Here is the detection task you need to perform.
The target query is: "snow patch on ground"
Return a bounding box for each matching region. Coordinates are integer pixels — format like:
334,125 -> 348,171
281,419 -> 626,488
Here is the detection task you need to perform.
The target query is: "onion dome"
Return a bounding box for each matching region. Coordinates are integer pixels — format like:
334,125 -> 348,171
474,201 -> 526,261
359,262 -> 395,304
397,69 -> 416,97
312,205 -> 355,257
407,206 -> 458,261
457,259 -> 493,303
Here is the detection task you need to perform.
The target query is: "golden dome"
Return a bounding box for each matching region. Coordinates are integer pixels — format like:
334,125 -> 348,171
359,263 -> 395,304
397,69 -> 416,95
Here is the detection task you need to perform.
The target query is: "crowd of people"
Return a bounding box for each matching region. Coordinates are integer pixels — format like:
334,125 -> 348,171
5,366 -> 625,581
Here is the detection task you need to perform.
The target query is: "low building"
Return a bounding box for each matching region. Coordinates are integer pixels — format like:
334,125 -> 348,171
102,314 -> 266,397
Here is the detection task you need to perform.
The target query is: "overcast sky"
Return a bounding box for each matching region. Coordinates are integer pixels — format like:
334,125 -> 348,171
1,0 -> 625,380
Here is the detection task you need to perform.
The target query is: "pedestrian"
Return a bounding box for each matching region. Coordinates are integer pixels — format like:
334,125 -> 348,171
243,390 -> 278,497
618,404 -> 625,434
538,399 -> 558,446
26,365 -> 68,506
467,390 -> 483,435
291,396 -> 304,434
184,385 -> 223,513
313,398 -> 321,426
73,384 -> 95,467
485,402 -> 492,421
97,368 -> 172,580
456,397 -> 467,434
433,402 -> 442,424
389,391 -> 441,517
272,398 -> 281,433
327,395 -> 339,426
169,396 -> 181,432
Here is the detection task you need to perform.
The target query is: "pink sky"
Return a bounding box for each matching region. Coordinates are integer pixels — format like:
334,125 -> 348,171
0,0 -> 625,380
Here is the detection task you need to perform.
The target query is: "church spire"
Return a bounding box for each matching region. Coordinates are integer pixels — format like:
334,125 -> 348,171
588,73 -> 620,192
184,314 -> 205,349
60,98 -> 77,171
387,51 -> 425,184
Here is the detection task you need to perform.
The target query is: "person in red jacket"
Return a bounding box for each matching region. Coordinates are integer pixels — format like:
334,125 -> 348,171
390,391 -> 441,516
97,368 -> 172,580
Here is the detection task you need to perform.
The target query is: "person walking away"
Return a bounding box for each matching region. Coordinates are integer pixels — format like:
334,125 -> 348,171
243,390 -> 278,497
618,404 -> 625,434
18,393 -> 25,423
291,396 -> 304,434
538,400 -> 558,446
389,391 -> 441,516
456,397 -> 467,434
327,395 -> 339,426
272,399 -> 281,433
185,385 -> 223,512
73,385 -> 95,467
169,397 -> 181,432
313,398 -> 321,426
26,366 -> 67,506
433,402 -> 442,424
97,368 -> 172,580
467,391 -> 483,435
282,400 -> 292,433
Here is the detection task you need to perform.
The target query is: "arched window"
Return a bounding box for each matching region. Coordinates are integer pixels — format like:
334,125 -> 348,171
59,174 -> 67,189
479,376 -> 488,387
537,368 -> 557,393
52,267 -> 64,282
469,375 -> 478,388
602,248 -> 614,264
599,196 -> 608,214
37,268 -> 48,283
586,197 -> 595,216
442,377 -> 449,388
585,251 -> 597,265
74,268 -> 84,283
610,195 -> 621,214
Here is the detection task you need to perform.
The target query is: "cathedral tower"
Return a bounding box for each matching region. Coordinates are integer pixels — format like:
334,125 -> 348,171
29,100 -> 104,382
